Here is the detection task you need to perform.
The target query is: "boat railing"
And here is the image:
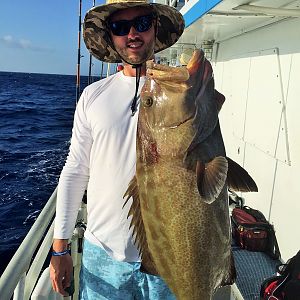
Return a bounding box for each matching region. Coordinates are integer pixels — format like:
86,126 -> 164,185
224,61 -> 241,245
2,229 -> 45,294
0,188 -> 86,300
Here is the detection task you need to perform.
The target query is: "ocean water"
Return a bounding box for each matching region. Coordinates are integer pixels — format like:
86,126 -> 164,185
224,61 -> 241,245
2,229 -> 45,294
0,71 -> 91,274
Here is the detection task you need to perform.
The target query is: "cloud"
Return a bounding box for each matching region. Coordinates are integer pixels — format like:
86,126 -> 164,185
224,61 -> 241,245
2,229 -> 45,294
3,35 -> 13,43
0,35 -> 53,52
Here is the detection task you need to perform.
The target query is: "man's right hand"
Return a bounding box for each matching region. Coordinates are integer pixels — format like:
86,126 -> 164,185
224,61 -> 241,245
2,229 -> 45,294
50,239 -> 73,296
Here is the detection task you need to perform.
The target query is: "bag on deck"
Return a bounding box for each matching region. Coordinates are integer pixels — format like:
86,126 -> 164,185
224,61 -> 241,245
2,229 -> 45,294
260,250 -> 300,299
231,206 -> 281,259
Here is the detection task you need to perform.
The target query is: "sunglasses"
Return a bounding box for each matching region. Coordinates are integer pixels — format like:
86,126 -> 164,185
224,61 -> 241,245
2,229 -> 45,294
109,14 -> 155,36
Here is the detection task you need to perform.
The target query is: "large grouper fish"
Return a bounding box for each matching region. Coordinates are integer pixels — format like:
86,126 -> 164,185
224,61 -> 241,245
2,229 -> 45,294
124,49 -> 257,300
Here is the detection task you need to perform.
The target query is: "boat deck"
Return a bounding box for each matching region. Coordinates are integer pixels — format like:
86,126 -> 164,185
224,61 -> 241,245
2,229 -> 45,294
233,243 -> 281,299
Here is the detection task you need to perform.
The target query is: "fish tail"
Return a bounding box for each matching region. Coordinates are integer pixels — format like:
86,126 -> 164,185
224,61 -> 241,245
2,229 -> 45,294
227,157 -> 258,192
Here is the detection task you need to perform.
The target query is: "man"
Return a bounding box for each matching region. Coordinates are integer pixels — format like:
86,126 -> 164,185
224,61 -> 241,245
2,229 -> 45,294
50,0 -> 184,298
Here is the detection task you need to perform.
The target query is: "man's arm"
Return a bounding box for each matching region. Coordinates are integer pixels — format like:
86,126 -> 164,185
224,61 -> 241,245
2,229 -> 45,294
50,89 -> 92,296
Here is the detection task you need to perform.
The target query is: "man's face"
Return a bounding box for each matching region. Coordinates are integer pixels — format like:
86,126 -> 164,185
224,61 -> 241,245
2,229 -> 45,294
109,7 -> 156,65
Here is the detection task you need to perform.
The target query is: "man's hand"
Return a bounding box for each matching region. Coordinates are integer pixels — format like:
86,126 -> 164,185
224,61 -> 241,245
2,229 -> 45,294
50,239 -> 73,296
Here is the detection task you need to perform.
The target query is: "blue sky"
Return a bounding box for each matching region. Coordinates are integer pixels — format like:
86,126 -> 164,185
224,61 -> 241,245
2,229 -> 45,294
0,0 -> 105,75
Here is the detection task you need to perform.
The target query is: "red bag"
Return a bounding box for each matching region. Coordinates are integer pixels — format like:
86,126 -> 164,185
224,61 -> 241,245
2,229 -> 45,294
231,206 -> 280,258
260,251 -> 300,299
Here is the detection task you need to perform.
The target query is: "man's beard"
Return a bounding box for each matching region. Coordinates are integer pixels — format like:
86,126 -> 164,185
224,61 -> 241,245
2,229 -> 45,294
116,37 -> 155,65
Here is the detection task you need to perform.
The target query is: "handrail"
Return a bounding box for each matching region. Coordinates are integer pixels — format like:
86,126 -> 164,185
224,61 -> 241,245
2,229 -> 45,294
0,188 -> 57,300
233,4 -> 300,17
24,220 -> 55,299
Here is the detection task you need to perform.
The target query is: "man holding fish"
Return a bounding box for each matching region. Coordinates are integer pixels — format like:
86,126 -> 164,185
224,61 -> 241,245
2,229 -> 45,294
51,0 -> 184,298
50,0 -> 257,299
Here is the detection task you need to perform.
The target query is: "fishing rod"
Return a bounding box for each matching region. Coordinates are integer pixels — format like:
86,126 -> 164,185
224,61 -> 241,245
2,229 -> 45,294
100,61 -> 104,79
75,0 -> 82,104
88,0 -> 96,85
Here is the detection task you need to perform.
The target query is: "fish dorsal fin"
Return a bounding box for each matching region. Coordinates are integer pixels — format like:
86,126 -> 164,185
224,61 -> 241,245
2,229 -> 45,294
196,156 -> 228,204
227,157 -> 258,192
123,176 -> 158,275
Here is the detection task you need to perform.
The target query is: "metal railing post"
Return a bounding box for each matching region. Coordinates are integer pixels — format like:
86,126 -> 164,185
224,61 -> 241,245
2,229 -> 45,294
0,188 -> 57,300
24,221 -> 55,299
13,272 -> 26,300
106,63 -> 111,77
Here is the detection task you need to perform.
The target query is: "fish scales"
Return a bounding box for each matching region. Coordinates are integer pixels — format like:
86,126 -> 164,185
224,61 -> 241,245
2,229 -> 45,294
137,159 -> 232,299
125,49 -> 257,299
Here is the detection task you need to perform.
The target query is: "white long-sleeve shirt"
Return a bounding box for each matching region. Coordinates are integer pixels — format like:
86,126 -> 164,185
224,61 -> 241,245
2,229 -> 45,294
54,71 -> 146,262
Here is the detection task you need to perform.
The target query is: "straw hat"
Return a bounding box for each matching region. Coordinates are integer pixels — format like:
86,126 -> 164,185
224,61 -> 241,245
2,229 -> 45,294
83,0 -> 185,63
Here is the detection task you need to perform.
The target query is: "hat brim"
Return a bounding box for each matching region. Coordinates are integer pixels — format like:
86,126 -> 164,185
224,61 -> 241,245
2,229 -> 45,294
83,2 -> 185,63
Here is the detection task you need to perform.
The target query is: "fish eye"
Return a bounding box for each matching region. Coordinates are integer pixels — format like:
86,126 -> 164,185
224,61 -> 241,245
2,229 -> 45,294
142,96 -> 153,107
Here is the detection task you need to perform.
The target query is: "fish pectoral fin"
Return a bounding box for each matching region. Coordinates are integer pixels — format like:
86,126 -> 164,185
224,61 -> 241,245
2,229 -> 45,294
227,157 -> 258,192
196,156 -> 228,204
123,176 -> 159,275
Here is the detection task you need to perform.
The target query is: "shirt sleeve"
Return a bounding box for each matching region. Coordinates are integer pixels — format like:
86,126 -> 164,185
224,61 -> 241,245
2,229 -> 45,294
54,89 -> 92,239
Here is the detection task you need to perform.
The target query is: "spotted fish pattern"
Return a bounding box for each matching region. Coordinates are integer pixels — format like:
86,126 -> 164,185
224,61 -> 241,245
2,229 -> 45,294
124,50 -> 257,300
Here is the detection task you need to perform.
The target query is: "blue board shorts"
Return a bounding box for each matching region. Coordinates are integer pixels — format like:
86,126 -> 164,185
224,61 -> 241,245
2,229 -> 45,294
79,239 -> 176,300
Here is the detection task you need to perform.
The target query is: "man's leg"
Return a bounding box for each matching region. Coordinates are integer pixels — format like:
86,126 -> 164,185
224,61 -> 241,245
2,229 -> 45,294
79,239 -> 136,300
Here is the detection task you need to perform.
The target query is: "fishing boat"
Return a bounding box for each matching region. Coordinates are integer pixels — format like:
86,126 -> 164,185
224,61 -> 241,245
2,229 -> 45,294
1,0 -> 299,299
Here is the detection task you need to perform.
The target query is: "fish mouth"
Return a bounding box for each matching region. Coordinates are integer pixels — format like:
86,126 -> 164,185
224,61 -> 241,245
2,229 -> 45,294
167,113 -> 194,129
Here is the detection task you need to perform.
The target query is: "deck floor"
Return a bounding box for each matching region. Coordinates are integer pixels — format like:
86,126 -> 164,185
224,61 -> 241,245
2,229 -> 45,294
232,245 -> 281,300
